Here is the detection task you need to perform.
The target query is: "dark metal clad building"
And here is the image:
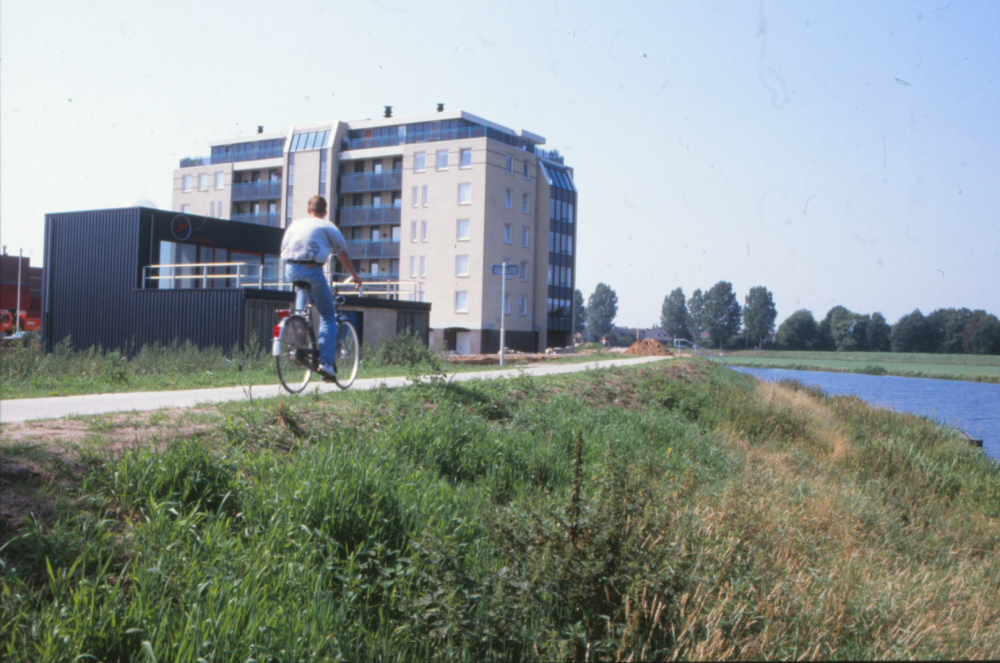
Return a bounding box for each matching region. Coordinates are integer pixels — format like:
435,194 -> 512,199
42,207 -> 429,354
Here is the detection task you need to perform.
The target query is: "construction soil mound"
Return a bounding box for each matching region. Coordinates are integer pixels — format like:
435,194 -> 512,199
624,339 -> 674,356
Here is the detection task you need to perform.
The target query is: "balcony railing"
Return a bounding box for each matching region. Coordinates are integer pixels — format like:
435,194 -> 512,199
142,262 -> 281,290
179,147 -> 283,168
232,211 -> 281,227
347,239 -> 401,260
338,169 -> 403,193
231,181 -> 282,201
534,147 -> 565,165
337,205 -> 401,227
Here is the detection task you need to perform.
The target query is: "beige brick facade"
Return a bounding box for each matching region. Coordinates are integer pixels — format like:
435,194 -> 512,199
172,110 -> 577,352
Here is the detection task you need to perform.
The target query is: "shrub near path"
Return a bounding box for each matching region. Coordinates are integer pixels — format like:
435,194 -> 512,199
2,358 -> 999,660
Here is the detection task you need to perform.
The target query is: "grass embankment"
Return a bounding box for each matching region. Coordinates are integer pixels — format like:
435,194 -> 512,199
0,337 -> 614,400
2,359 -> 999,659
724,349 -> 1000,383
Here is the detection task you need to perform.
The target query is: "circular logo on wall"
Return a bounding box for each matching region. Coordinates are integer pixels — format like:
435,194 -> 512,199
170,215 -> 192,241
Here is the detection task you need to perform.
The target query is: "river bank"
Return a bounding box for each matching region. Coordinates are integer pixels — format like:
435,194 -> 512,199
722,349 -> 1000,384
2,358 -> 998,659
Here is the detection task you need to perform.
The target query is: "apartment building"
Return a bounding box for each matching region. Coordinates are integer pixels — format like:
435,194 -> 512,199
172,107 -> 577,352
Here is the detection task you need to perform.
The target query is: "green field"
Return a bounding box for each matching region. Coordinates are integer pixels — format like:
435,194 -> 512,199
0,338 -> 626,400
2,359 -> 999,660
720,350 -> 1000,383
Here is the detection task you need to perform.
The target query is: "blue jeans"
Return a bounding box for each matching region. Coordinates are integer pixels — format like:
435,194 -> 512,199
284,263 -> 338,367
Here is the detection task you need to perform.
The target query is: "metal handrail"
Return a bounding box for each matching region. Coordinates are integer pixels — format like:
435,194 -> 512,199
673,339 -> 730,367
142,262 -> 424,301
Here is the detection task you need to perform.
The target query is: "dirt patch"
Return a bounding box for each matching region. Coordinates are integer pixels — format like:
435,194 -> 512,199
444,353 -> 566,366
0,407 -> 222,539
624,339 -> 674,356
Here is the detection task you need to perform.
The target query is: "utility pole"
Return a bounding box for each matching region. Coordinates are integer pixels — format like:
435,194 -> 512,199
16,249 -> 23,333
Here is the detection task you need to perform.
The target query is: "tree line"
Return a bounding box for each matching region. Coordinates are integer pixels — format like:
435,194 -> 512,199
575,281 -> 1000,355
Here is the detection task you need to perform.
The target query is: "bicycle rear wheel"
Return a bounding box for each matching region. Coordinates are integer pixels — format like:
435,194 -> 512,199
334,320 -> 360,389
275,315 -> 316,393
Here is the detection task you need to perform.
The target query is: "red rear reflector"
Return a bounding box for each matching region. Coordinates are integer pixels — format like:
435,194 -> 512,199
277,309 -> 291,318
273,325 -> 281,338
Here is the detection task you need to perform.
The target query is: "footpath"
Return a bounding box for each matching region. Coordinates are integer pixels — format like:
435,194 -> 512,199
0,356 -> 667,424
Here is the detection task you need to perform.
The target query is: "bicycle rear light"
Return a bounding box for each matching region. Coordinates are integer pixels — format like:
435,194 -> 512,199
277,309 -> 291,318
273,324 -> 281,338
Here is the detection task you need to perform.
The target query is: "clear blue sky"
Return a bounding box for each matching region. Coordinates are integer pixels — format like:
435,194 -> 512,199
2,0 -> 997,327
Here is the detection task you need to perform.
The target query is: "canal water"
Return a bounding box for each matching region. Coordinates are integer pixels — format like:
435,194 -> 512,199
733,367 -> 1000,461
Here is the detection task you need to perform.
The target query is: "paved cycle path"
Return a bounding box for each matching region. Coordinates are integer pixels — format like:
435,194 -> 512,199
0,356 -> 668,424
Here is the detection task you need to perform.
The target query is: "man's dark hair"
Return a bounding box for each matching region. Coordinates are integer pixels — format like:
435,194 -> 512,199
308,195 -> 328,217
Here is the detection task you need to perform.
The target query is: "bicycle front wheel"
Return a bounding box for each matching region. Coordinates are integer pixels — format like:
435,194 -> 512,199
334,320 -> 360,389
275,315 -> 316,394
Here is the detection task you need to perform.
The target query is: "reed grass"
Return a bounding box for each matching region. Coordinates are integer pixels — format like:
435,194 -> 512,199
2,358 -> 998,660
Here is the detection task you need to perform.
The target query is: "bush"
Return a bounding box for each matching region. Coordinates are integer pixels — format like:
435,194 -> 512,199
364,330 -> 441,369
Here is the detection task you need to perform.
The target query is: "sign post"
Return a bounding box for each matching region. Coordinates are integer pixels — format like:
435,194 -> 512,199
491,262 -> 519,366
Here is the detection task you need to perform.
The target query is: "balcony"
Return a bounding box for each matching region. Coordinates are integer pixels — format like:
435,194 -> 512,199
231,181 -> 282,202
347,240 -> 401,260
231,211 -> 281,227
337,205 -> 401,227
343,125 -> 492,151
179,147 -> 283,168
339,169 -> 403,193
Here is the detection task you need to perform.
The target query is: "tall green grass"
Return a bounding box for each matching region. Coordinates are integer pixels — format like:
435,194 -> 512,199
3,359 -> 998,660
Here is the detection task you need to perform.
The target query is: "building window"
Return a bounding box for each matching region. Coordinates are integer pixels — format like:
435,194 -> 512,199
422,185 -> 429,207
521,227 -> 529,247
519,295 -> 527,315
319,150 -> 328,194
411,220 -> 417,242
199,173 -> 208,191
522,193 -> 529,213
460,149 -> 472,168
210,202 -> 216,217
409,256 -> 416,277
455,290 -> 468,312
568,203 -> 574,223
214,172 -> 224,189
457,183 -> 472,205
436,150 -> 448,170
391,226 -> 401,241
421,220 -> 427,242
457,218 -> 470,241
182,175 -> 191,192
505,190 -> 512,209
412,186 -> 418,208
506,155 -> 513,174
455,255 -> 469,277
181,204 -> 191,213
523,162 -> 529,179
520,261 -> 528,281
420,255 -> 427,277
504,293 -> 510,315
414,151 -> 426,172
504,224 -> 512,244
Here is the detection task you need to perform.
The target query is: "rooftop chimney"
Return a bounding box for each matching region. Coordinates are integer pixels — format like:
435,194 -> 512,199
384,106 -> 393,118
257,125 -> 264,134
437,103 -> 445,112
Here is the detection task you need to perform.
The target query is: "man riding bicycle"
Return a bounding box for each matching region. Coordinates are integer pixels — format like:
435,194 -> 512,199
280,195 -> 362,381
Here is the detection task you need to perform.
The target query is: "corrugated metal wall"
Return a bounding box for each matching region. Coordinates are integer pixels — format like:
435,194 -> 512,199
129,289 -> 246,352
44,208 -> 144,352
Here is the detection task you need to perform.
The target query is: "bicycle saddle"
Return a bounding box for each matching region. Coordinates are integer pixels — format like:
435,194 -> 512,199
292,281 -> 312,291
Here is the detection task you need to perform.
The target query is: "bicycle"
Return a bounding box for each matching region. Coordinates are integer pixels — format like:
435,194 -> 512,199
273,281 -> 361,393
